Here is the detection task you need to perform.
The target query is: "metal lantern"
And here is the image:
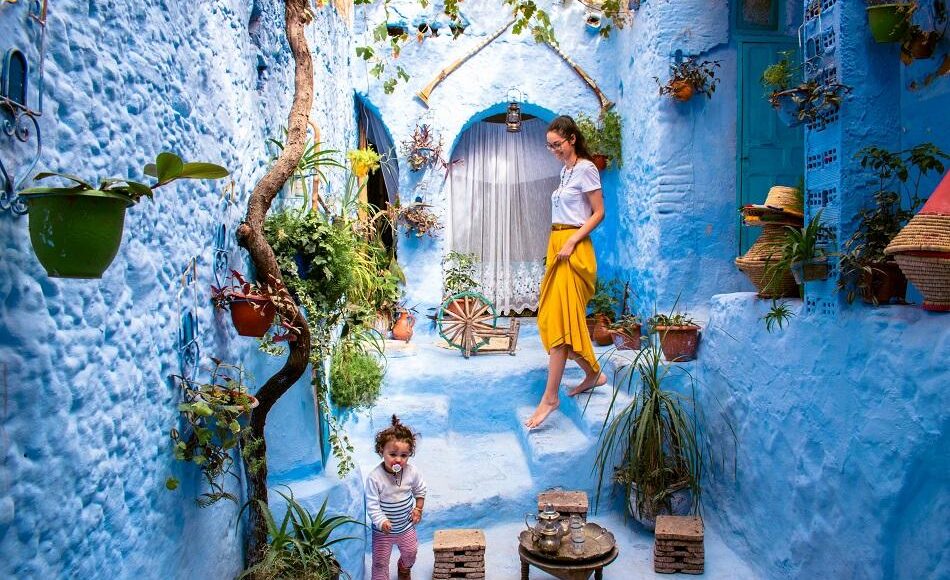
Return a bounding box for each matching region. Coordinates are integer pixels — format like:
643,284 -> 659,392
505,88 -> 524,132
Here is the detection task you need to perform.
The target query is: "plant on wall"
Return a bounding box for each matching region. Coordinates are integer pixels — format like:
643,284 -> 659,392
899,1 -> 948,64
19,152 -> 228,278
354,0 -> 557,93
655,57 -> 722,102
166,359 -> 259,507
329,332 -> 385,409
400,123 -> 445,172
839,143 -> 949,304
576,109 -> 623,169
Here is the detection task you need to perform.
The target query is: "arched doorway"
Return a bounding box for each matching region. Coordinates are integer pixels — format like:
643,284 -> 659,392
447,111 -> 561,315
356,96 -> 398,255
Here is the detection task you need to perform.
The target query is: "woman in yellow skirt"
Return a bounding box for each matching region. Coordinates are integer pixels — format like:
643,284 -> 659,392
525,116 -> 606,429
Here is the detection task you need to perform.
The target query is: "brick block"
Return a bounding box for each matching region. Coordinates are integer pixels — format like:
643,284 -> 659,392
434,529 -> 486,552
654,515 -> 704,542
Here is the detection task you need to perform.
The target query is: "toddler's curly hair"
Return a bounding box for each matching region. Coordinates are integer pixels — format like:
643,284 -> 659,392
374,415 -> 417,456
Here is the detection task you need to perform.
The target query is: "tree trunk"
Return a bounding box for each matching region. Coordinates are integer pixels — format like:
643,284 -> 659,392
236,0 -> 314,567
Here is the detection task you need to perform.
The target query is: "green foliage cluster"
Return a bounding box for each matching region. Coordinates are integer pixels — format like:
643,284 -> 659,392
239,490 -> 361,580
442,251 -> 480,298
575,110 -> 623,169
166,360 -> 258,507
648,312 -> 698,328
762,211 -> 834,294
609,313 -> 641,334
588,278 -> 621,319
839,143 -> 949,302
330,337 -> 385,409
593,337 -> 722,517
762,300 -> 795,333
760,51 -> 797,92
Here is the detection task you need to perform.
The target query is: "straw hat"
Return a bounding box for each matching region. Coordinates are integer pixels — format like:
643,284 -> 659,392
742,185 -> 804,221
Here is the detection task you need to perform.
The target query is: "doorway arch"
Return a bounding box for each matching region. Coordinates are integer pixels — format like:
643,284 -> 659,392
447,104 -> 561,315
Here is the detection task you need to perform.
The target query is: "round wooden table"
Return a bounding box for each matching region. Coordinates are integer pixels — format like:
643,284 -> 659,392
518,545 -> 619,580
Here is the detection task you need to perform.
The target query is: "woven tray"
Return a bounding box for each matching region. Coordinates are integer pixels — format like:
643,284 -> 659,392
885,214 -> 950,254
894,253 -> 950,311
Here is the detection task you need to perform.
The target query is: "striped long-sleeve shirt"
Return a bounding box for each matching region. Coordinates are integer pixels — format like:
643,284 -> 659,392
365,463 -> 427,534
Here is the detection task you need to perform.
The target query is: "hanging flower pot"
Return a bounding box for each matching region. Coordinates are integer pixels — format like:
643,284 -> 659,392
229,297 -> 276,337
21,190 -> 133,278
591,154 -> 609,171
670,79 -> 695,102
790,257 -> 831,284
866,3 -> 914,43
770,88 -> 809,128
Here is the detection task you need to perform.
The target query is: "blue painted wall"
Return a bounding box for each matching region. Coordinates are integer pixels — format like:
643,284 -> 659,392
0,1 -> 358,577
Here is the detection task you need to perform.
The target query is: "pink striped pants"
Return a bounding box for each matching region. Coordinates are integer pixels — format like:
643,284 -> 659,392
371,527 -> 418,579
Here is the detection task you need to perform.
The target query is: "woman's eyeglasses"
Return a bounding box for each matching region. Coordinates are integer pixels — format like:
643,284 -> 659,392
546,138 -> 566,151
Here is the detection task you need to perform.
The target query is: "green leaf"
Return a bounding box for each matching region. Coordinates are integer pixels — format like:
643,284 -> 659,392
356,46 -> 375,60
143,163 -> 158,178
33,172 -> 95,190
165,477 -> 180,490
18,185 -> 87,196
179,162 -> 230,180
124,180 -> 154,200
155,152 -> 184,183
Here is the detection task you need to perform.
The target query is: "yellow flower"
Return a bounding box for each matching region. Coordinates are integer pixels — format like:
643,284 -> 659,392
347,148 -> 381,179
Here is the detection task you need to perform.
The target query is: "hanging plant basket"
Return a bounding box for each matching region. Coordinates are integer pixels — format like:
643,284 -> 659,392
790,257 -> 831,284
229,297 -> 276,337
22,190 -> 133,278
670,79 -> 695,102
771,88 -> 809,128
866,4 -> 913,43
592,154 -> 609,171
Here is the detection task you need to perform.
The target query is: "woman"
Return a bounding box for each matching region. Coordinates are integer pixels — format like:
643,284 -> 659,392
525,115 -> 606,429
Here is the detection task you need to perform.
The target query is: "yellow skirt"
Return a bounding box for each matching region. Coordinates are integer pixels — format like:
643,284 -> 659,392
537,229 -> 600,373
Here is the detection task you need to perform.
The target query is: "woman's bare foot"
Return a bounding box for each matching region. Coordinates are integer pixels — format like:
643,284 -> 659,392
567,372 -> 607,397
525,398 -> 560,429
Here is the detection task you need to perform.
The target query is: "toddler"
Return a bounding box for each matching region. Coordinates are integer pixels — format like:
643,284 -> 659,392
366,415 -> 427,580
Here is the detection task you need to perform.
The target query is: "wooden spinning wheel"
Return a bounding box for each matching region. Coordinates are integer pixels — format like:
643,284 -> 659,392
436,291 -> 520,358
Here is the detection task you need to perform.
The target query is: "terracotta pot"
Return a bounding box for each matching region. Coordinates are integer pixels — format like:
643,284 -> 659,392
592,154 -> 608,171
905,31 -> 939,60
670,79 -> 695,102
654,325 -> 701,362
229,297 -> 275,337
391,309 -> 415,342
587,314 -> 613,346
611,326 -> 642,350
861,260 -> 908,305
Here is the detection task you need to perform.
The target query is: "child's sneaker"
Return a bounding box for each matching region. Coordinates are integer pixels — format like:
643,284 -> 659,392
397,563 -> 411,580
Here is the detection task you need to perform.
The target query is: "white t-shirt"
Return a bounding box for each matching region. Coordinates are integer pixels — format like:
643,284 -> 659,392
551,158 -> 600,226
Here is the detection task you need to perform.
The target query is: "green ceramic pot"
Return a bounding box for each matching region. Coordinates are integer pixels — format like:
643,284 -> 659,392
866,4 -> 913,43
23,190 -> 133,278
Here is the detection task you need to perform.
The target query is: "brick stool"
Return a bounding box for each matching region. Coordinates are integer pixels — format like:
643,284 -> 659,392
432,529 -> 486,579
654,515 -> 704,575
537,490 -> 589,524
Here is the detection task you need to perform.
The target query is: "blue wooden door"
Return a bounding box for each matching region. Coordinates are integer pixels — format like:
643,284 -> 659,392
738,40 -> 804,254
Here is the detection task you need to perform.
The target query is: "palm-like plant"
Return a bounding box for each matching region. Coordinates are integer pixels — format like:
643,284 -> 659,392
592,338 -> 712,524
240,490 -> 362,580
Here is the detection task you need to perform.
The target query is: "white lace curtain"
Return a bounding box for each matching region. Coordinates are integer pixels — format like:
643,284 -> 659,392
448,118 -> 562,314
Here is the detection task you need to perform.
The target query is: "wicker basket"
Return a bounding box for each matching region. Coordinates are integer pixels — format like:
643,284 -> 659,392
885,214 -> 950,254
736,225 -> 799,298
893,253 -> 950,311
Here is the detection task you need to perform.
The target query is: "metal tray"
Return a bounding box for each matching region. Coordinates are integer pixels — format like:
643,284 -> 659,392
518,522 -> 616,563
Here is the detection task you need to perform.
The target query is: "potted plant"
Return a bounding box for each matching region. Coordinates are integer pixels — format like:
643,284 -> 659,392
648,312 -> 701,362
840,143 -> 949,304
761,51 -> 811,128
211,270 -> 296,338
654,57 -> 722,102
166,359 -> 258,507
866,1 -> 916,43
400,123 -> 445,172
768,79 -> 851,128
766,211 -> 835,286
239,489 -> 362,580
609,314 -> 642,350
587,279 -> 620,346
330,333 -> 385,409
592,338 -> 715,530
899,2 -> 947,63
391,199 -> 443,238
575,110 -> 623,170
18,152 -> 228,278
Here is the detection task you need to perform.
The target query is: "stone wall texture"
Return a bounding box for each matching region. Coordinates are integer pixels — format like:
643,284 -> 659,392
0,1 -> 356,577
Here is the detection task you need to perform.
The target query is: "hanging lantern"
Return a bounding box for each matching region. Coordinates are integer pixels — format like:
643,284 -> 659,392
505,88 -> 523,132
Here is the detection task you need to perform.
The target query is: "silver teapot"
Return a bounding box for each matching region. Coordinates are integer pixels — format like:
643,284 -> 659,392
525,503 -> 566,554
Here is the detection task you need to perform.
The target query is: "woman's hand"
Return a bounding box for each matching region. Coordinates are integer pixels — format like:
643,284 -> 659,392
381,519 -> 393,533
411,507 -> 423,524
556,238 -> 578,261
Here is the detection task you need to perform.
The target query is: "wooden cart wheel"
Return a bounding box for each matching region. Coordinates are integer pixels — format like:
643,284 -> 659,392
436,291 -> 497,357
